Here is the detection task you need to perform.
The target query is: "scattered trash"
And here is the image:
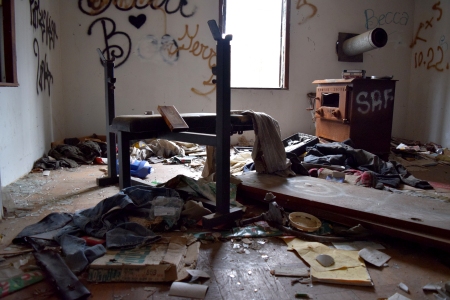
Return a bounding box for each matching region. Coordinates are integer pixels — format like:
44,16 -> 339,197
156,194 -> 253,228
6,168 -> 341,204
315,254 -> 335,267
270,266 -> 310,277
288,212 -> 322,232
42,170 -> 50,176
291,277 -> 312,285
423,283 -> 442,291
358,247 -> 391,267
398,282 -> 409,293
186,269 -> 210,282
332,241 -> 385,251
88,237 -> 199,283
168,282 -> 208,299
0,270 -> 45,297
387,292 -> 411,300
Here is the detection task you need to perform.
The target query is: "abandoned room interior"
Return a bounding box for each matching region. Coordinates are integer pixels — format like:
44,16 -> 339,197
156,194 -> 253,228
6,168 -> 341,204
0,0 -> 450,299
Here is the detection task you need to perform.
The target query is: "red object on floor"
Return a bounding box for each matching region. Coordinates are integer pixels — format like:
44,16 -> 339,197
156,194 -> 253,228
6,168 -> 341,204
82,236 -> 106,246
94,157 -> 106,165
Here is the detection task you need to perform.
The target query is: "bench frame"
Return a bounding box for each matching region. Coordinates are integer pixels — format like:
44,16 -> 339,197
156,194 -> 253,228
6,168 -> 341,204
96,20 -> 248,228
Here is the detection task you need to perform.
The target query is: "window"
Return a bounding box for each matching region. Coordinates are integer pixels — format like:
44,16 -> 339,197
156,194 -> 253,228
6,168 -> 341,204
220,0 -> 290,89
0,0 -> 18,86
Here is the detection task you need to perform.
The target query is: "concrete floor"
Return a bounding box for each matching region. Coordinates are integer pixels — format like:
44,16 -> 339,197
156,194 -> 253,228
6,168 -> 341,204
0,163 -> 449,299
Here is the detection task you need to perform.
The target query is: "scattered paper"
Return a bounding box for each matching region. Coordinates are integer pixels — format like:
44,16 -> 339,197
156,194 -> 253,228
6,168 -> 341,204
332,241 -> 385,251
358,247 -> 391,267
169,282 -> 208,299
186,269 -> 210,282
398,282 -> 409,293
388,292 -> 411,300
43,170 -> 50,176
422,283 -> 441,291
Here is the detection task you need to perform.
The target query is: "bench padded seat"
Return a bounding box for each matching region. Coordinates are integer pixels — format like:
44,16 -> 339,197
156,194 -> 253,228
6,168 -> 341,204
111,113 -> 253,134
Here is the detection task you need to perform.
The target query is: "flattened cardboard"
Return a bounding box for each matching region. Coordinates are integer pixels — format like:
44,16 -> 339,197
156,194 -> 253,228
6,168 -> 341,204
88,236 -> 200,283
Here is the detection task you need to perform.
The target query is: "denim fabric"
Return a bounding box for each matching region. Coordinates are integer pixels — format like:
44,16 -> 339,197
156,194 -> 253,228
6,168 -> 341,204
106,222 -> 161,249
73,185 -> 180,239
14,185 -> 183,275
57,234 -> 106,274
13,212 -> 73,244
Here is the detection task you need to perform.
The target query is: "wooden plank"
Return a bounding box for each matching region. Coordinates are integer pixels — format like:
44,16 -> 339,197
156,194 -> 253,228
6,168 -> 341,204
236,172 -> 450,250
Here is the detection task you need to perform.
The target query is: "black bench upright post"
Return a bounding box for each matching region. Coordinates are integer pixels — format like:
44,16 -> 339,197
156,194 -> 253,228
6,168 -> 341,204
202,20 -> 243,228
96,49 -> 119,186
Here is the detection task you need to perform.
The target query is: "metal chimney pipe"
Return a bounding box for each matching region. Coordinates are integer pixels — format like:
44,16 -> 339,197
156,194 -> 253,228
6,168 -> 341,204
342,28 -> 388,57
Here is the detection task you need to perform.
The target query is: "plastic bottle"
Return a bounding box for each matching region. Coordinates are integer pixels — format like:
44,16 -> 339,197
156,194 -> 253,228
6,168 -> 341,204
116,159 -> 153,179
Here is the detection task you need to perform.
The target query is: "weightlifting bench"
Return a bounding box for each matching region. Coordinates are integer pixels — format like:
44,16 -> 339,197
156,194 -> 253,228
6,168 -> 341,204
96,20 -> 253,228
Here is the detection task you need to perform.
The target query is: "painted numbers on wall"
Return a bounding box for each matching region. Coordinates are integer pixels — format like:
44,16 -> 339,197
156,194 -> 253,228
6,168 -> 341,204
410,1 -> 448,72
364,9 -> 409,30
356,89 -> 394,115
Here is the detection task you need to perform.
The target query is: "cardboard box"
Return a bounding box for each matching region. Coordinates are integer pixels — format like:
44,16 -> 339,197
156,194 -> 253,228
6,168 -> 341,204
87,236 -> 200,283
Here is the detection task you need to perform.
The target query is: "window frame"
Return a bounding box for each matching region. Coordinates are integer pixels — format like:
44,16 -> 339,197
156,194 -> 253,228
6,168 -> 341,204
0,0 -> 18,87
219,0 -> 290,90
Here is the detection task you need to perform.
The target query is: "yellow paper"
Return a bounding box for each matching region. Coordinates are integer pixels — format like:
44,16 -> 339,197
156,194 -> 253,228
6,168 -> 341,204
283,238 -> 373,286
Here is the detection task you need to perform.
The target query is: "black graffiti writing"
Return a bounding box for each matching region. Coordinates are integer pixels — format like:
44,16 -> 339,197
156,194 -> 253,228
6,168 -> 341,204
33,38 -> 53,96
78,0 -> 196,18
88,18 -> 132,68
30,0 -> 58,50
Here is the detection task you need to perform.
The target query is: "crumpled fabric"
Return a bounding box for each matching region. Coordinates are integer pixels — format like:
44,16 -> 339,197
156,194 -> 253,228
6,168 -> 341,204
13,186 -> 184,276
48,140 -> 101,165
33,154 -> 78,170
304,142 -> 433,189
241,110 -> 295,177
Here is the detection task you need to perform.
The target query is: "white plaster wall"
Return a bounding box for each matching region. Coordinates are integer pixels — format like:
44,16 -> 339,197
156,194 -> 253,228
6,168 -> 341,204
407,1 -> 450,148
0,0 -> 63,186
1,0 -> 419,187
60,0 -> 414,142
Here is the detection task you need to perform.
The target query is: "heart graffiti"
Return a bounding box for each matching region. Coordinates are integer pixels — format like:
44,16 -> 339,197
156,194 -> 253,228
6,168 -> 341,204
129,14 -> 146,29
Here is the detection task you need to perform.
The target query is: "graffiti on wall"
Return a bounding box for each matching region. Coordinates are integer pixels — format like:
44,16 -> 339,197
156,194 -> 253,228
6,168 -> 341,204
364,9 -> 409,30
296,0 -> 317,25
78,0 -> 197,18
88,18 -> 132,67
30,0 -> 56,96
177,24 -> 216,96
80,1 -> 216,95
410,1 -> 448,72
355,89 -> 394,115
33,39 -> 53,96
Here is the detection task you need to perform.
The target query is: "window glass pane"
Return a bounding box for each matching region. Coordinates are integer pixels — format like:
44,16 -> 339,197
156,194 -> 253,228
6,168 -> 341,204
224,0 -> 284,88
